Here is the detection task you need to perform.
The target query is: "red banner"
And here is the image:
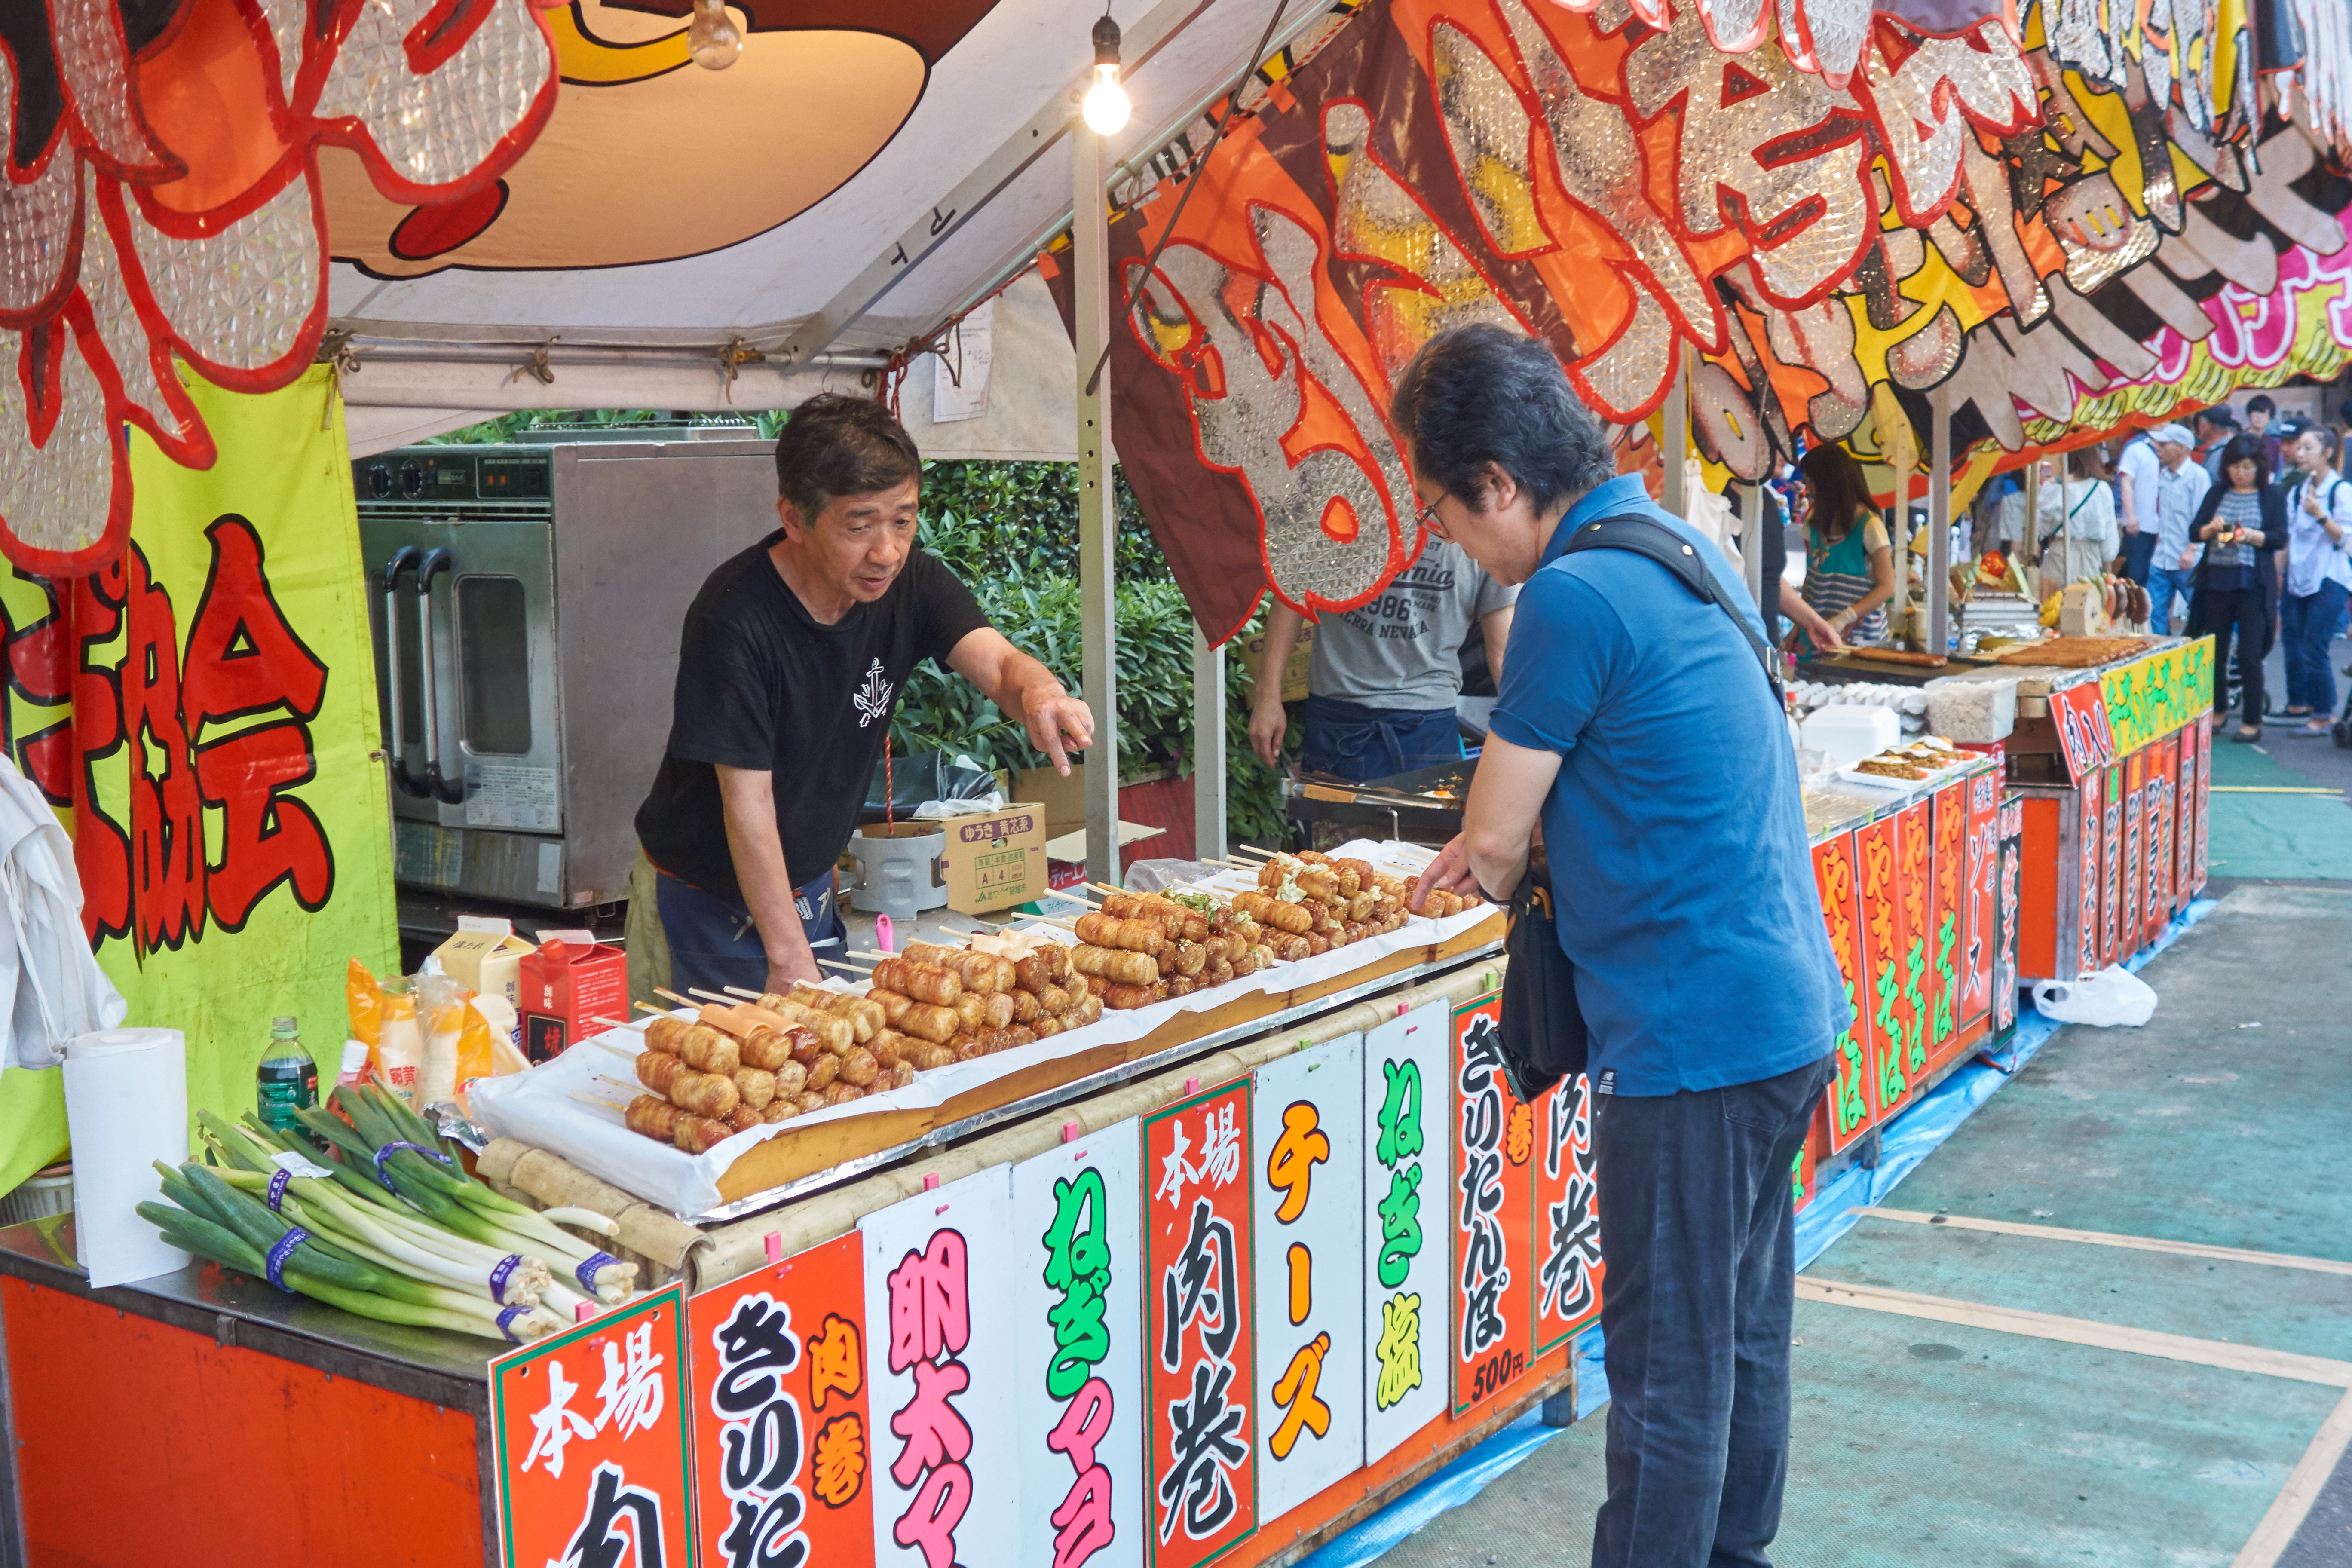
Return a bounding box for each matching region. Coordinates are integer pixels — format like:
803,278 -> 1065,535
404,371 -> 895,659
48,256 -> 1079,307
1812,832 -> 1874,1152
1927,781 -> 1966,1070
490,1284 -> 696,1568
1856,817 -> 1908,1122
1531,1072 -> 1602,1354
1450,992 -> 1534,1415
688,1232 -> 873,1568
1143,1079 -> 1258,1568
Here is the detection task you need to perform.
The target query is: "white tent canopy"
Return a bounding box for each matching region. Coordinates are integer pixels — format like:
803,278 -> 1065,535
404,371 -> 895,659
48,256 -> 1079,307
330,0 -> 1340,430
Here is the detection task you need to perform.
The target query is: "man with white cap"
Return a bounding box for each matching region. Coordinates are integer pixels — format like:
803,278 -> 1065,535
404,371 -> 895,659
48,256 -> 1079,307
2150,423 -> 2210,635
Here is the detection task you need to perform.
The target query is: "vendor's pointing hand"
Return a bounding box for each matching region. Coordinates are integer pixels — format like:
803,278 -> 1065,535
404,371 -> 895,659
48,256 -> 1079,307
1026,689 -> 1095,775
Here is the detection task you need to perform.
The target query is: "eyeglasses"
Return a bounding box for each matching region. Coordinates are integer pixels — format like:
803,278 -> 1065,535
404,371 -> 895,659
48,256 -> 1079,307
1416,491 -> 1452,540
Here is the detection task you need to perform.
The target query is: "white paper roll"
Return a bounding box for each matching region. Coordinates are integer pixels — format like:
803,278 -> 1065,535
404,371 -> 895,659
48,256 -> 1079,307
62,1026 -> 191,1289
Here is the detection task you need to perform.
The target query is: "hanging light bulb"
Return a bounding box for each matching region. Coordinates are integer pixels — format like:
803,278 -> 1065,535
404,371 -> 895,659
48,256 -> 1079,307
687,0 -> 742,70
1082,14 -> 1130,135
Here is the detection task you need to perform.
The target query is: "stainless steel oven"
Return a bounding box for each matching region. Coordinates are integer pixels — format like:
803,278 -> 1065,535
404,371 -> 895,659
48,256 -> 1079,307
356,437 -> 779,908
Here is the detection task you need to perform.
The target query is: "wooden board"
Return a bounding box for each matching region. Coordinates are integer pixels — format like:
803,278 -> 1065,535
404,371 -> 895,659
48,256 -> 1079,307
713,913 -> 1508,1202
1993,637 -> 2156,668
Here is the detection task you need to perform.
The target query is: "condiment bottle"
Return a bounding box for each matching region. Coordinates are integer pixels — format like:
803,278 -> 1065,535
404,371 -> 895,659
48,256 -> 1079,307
256,1017 -> 318,1136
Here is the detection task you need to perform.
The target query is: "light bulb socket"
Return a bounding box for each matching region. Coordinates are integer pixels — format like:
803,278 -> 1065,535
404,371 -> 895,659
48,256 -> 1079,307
1092,13 -> 1121,68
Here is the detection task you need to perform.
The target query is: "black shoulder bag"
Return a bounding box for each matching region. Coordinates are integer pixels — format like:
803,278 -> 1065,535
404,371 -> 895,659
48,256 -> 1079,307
1493,514 -> 1783,1102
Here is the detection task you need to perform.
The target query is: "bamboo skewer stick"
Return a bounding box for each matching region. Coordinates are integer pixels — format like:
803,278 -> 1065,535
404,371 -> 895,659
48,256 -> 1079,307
686,986 -> 733,1004
635,999 -> 676,1017
722,986 -> 763,999
816,959 -> 867,977
590,1015 -> 643,1031
653,987 -> 698,1009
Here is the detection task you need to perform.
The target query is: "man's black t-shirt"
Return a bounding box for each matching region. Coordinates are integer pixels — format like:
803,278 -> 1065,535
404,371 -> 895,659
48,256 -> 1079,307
635,534 -> 989,899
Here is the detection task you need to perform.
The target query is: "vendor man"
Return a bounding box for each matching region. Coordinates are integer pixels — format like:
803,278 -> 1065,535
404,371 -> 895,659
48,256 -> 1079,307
1247,543 -> 1516,781
632,394 -> 1093,996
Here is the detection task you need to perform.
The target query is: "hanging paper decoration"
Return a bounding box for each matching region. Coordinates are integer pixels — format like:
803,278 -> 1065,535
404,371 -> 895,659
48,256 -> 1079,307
1078,0 -> 2352,638
0,0 -> 558,574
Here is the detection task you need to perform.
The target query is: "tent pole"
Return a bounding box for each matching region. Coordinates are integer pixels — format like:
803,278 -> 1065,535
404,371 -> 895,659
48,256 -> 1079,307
1740,481 -> 1767,615
1075,122 -> 1119,887
1662,343 -> 1690,519
1192,622 -> 1226,861
1928,381 -> 1952,656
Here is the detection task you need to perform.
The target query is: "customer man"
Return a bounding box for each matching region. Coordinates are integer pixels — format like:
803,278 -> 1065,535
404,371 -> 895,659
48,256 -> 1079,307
631,394 -> 1094,995
2194,405 -> 2239,484
2115,426 -> 2160,584
2246,395 -> 2286,475
1400,326 -> 1843,1568
1248,542 -> 1516,781
2151,423 -> 2211,635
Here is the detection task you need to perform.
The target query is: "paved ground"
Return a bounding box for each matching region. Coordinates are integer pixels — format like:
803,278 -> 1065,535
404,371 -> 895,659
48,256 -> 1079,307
1366,882 -> 2352,1568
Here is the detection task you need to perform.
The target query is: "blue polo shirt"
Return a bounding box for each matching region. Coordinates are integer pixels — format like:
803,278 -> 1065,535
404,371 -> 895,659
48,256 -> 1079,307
1488,475 -> 1844,1096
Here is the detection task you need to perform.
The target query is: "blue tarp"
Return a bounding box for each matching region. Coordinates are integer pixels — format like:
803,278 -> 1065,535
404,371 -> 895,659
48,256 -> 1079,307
1297,898 -> 2220,1568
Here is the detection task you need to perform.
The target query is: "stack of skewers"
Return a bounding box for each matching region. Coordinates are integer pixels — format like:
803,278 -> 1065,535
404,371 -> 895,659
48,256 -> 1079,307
600,842 -> 1483,1152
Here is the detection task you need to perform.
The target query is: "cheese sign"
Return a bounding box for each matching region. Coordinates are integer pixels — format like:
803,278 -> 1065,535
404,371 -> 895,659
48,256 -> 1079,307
1531,1072 -> 1603,1354
687,1231 -> 873,1568
1013,1121 -> 1146,1568
1252,1036 -> 1366,1524
860,1167 -> 1019,1568
1361,1002 -> 1451,1466
1450,992 -> 1534,1416
1142,1078 -> 1258,1568
491,1283 -> 696,1568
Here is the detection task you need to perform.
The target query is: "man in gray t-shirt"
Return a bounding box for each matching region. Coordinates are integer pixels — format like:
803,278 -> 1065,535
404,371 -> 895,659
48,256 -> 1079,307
1248,538 -> 1516,784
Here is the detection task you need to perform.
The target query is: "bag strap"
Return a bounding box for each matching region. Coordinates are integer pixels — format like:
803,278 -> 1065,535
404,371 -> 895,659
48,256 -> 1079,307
1560,512 -> 1782,703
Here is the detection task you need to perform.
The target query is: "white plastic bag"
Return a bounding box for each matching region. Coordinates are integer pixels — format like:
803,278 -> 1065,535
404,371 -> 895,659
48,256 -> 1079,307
2031,967 -> 2158,1027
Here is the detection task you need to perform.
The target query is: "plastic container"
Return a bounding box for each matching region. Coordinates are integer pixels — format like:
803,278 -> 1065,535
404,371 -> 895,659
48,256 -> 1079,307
1924,677 -> 2018,742
849,823 -> 950,921
1798,704 -> 1901,768
0,1163 -> 73,1228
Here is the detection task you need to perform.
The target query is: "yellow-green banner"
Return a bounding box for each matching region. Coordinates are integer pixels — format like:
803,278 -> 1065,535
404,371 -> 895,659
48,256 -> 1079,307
2101,639 -> 2217,757
0,366 -> 396,1197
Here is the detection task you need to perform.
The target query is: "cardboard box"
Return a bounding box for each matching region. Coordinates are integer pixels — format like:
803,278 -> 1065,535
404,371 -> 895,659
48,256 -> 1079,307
517,939 -> 628,1064
1018,764 -> 1089,841
1237,623 -> 1313,701
433,920 -> 535,1021
936,802 -> 1046,915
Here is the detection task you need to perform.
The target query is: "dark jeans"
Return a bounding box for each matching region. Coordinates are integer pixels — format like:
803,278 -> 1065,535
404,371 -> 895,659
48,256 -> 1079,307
2119,529 -> 2156,585
2203,588 -> 2267,729
1589,1053 -> 1837,1568
654,866 -> 845,995
2281,579 -> 2349,716
1299,694 -> 1461,784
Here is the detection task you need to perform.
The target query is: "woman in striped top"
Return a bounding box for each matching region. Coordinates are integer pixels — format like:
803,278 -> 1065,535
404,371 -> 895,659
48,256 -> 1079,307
1798,444 -> 1895,650
2184,433 -> 2285,742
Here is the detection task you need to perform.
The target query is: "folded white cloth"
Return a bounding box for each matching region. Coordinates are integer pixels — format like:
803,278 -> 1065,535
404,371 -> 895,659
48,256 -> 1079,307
0,754 -> 126,1075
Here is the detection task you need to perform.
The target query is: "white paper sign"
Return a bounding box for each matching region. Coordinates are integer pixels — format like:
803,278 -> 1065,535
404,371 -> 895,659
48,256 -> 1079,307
1253,1035 -> 1365,1523
1360,1004 -> 1452,1464
1012,1121 -> 1145,1568
932,299 -> 995,423
861,1165 -> 1017,1568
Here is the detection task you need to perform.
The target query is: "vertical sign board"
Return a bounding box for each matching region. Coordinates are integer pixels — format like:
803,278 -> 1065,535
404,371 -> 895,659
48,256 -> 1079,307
2116,762 -> 2135,968
1451,992 -> 1534,1415
2075,772 -> 2103,982
1531,1072 -> 1604,1354
2122,750 -> 2146,959
2145,735 -> 2177,948
1960,768 -> 1999,1035
1927,781 -> 1966,1068
1143,1078 -> 1258,1568
492,1283 -> 696,1568
1013,1122 -> 1146,1568
1855,816 -> 1910,1121
1811,831 -> 1873,1152
1252,1037 -> 1365,1524
688,1233 -> 873,1568
1994,795 -> 2024,1041
1361,1002 -> 1451,1467
861,1167 -> 1018,1568
2173,723 -> 2199,919
1893,800 -> 1934,1095
2193,715 -> 2212,894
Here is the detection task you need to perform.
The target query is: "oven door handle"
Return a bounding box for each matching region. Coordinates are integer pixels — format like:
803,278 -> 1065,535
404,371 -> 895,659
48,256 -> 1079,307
380,547 -> 426,797
413,547 -> 466,805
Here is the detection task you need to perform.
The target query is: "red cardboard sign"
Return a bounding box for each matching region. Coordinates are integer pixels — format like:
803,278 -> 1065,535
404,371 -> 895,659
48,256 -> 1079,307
1450,992 -> 1534,1415
492,1283 -> 696,1568
686,1232 -> 873,1568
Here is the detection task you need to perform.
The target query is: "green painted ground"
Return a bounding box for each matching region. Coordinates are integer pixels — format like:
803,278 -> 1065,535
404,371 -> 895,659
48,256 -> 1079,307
2204,741 -> 2352,880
